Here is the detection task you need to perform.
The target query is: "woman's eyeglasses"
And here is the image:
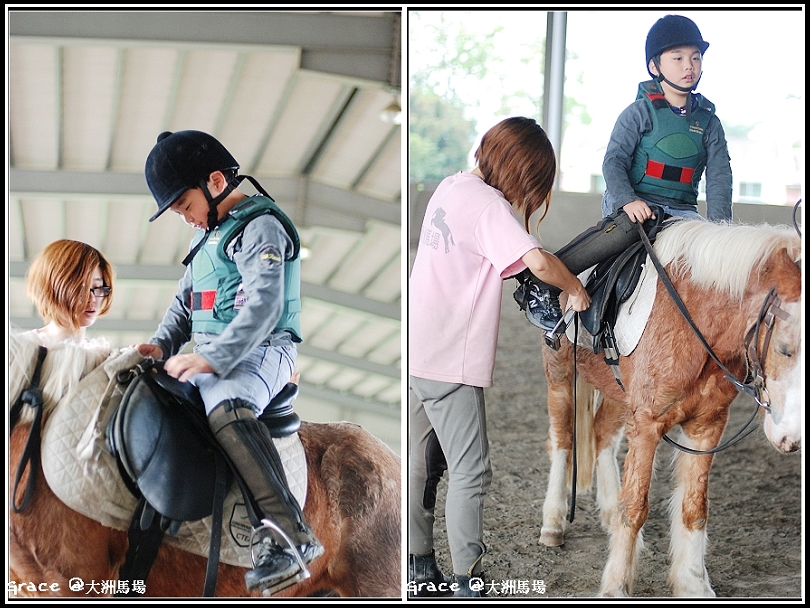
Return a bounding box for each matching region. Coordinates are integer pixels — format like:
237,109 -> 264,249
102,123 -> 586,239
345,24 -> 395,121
89,286 -> 112,298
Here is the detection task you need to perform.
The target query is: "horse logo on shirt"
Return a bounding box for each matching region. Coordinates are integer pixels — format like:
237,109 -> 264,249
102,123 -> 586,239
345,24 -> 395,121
431,207 -> 455,253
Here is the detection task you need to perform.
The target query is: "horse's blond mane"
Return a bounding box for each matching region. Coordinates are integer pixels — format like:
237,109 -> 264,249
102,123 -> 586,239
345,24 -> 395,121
652,220 -> 801,301
9,329 -> 113,424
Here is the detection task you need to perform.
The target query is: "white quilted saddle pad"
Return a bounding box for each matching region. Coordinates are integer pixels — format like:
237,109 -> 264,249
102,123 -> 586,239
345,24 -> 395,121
41,348 -> 308,569
565,254 -> 657,356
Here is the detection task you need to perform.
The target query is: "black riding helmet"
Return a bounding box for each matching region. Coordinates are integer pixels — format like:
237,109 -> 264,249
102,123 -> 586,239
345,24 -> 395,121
645,15 -> 709,92
144,130 -> 240,223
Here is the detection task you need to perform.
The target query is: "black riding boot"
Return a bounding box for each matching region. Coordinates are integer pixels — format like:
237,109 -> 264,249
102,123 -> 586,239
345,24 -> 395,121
453,574 -> 488,597
409,550 -> 453,597
209,399 -> 324,595
514,209 -> 641,331
450,547 -> 487,597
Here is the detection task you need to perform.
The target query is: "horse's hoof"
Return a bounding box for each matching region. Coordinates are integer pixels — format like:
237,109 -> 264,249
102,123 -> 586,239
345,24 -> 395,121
599,588 -> 629,598
539,528 -> 564,547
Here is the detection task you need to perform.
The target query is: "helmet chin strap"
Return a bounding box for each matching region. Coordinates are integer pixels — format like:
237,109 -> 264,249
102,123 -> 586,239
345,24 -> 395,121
652,59 -> 701,122
181,175 -> 243,266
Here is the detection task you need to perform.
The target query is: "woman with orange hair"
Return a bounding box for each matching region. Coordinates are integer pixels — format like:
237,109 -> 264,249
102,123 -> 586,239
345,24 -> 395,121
25,239 -> 115,347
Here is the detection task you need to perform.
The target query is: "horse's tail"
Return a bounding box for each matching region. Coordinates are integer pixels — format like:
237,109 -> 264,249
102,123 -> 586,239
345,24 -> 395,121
569,376 -> 597,493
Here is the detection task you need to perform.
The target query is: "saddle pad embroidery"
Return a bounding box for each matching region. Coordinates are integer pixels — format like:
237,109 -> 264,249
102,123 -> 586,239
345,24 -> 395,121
565,256 -> 657,356
41,348 -> 308,569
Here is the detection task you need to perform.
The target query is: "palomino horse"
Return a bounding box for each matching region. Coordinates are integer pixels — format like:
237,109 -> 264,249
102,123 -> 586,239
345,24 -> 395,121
539,219 -> 802,597
8,334 -> 401,598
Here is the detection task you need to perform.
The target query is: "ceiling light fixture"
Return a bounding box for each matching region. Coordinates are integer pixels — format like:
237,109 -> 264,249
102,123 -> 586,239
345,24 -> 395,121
380,98 -> 402,125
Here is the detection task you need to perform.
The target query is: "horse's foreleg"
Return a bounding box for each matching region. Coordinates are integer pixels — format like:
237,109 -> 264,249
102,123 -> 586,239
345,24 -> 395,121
594,395 -> 625,533
667,422 -> 723,597
599,419 -> 657,598
540,445 -> 569,547
539,359 -> 575,547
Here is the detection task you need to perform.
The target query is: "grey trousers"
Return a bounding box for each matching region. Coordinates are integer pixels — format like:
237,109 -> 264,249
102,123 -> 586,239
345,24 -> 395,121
409,376 -> 491,576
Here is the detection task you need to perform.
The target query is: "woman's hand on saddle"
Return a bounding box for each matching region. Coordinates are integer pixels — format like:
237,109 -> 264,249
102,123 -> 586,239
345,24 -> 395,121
134,343 -> 164,360
564,282 -> 591,313
523,249 -> 591,313
164,353 -> 215,383
622,200 -> 656,223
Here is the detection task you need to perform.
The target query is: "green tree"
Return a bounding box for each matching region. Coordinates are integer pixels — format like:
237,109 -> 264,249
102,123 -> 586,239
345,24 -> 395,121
409,89 -> 476,182
409,12 -> 503,181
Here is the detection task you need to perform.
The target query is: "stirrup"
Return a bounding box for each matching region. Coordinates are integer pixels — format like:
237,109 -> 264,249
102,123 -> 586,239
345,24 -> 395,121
249,519 -> 311,595
543,308 -> 576,351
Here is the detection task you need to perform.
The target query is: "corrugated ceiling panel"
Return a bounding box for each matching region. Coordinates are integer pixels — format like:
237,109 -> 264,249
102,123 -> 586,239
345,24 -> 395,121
168,48 -> 240,132
103,202 -> 150,264
298,299 -> 339,340
306,308 -> 369,350
328,221 -> 400,293
310,88 -> 393,190
299,227 -> 360,284
8,12 -> 401,451
9,278 -> 33,318
98,285 -> 128,322
326,368 -> 367,392
258,74 -> 346,177
117,281 -> 176,322
64,198 -> 108,248
294,358 -> 341,384
367,331 -> 401,366
9,44 -> 59,169
351,375 -> 396,399
219,50 -> 300,168
374,384 -> 402,404
363,251 -> 401,302
61,45 -> 119,170
356,127 -> 401,201
337,319 -> 399,358
111,47 -> 178,172
9,197 -> 26,260
21,199 -> 64,255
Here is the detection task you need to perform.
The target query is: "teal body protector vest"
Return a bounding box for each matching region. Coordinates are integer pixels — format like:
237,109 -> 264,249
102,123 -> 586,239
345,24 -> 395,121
189,196 -> 302,341
629,80 -> 715,205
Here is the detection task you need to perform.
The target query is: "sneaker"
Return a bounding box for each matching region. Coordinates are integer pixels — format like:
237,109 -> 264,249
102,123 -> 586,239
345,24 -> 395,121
512,269 -> 533,311
525,283 -> 563,331
244,535 -> 324,595
408,550 -> 453,597
297,539 -> 325,564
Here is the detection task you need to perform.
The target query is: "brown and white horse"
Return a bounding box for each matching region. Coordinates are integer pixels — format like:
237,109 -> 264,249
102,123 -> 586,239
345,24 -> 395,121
8,335 -> 402,598
539,219 -> 802,597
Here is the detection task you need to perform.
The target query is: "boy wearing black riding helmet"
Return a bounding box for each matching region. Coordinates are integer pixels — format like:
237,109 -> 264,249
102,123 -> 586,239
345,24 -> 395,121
516,14 -> 732,335
134,130 -> 323,596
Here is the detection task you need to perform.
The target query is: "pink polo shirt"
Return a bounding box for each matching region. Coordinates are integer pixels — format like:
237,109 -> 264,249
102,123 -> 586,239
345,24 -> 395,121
409,171 -> 542,387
